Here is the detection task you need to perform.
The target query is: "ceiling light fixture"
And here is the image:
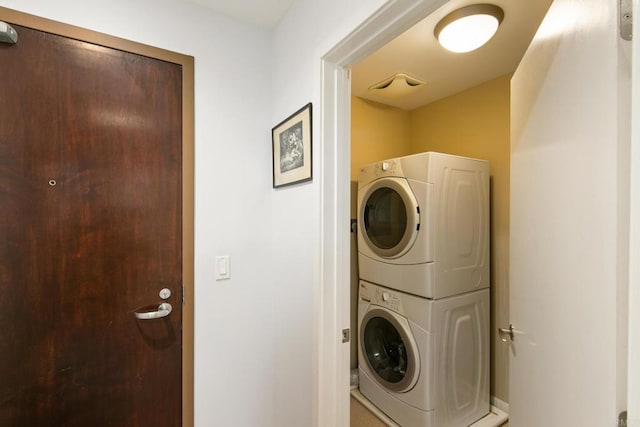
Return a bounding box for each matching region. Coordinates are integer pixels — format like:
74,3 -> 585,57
434,4 -> 504,53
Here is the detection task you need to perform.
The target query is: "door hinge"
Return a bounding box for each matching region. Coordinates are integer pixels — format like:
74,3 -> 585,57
342,328 -> 350,343
618,410 -> 627,427
620,0 -> 632,41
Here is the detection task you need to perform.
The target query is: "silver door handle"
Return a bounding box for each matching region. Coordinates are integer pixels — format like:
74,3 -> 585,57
135,302 -> 172,320
498,324 -> 523,342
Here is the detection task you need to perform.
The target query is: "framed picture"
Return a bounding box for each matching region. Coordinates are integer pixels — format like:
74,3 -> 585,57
272,103 -> 312,188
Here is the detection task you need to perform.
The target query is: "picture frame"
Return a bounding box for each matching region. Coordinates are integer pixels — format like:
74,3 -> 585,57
272,103 -> 312,188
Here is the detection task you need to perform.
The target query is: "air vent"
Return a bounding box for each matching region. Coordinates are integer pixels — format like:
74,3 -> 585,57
368,73 -> 425,98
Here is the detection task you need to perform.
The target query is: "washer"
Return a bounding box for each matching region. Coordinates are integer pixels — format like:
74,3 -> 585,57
358,280 -> 490,427
357,152 -> 489,299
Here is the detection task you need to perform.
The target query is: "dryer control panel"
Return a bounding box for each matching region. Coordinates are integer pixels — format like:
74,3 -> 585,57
359,281 -> 404,314
358,158 -> 404,184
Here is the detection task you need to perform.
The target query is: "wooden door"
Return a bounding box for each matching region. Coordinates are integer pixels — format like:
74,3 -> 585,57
0,23 -> 183,426
509,0 -> 620,425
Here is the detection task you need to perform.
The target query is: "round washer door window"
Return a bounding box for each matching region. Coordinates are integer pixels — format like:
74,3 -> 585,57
360,308 -> 419,392
360,178 -> 419,259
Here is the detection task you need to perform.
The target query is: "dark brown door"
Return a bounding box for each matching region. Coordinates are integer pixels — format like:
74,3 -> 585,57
0,24 -> 182,426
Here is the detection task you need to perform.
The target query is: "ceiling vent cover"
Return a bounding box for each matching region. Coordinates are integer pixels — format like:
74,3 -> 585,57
368,73 -> 425,98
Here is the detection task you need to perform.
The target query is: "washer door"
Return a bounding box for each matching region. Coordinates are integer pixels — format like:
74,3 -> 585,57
359,177 -> 420,259
360,306 -> 420,393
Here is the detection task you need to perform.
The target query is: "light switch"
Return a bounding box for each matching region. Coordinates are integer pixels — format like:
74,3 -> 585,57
215,256 -> 230,280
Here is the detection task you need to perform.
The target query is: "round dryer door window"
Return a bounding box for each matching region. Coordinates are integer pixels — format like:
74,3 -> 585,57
360,177 -> 420,258
360,308 -> 419,392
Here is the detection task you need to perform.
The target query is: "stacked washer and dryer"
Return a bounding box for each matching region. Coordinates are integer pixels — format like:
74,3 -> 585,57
356,152 -> 490,427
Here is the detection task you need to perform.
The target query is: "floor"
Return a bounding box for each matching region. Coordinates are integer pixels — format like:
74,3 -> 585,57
350,396 -> 387,427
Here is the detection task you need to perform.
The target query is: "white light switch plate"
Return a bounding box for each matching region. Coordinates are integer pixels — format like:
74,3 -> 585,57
215,256 -> 230,280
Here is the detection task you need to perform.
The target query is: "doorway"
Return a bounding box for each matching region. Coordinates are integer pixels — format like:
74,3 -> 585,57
343,2 -> 549,424
318,0 -> 629,426
0,8 -> 194,426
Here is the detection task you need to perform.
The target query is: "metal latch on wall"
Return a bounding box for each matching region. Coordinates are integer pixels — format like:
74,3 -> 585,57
620,0 -> 632,41
0,21 -> 18,44
498,324 -> 523,342
342,328 -> 350,343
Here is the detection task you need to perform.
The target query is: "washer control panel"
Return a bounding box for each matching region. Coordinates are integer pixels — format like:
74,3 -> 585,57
359,281 -> 404,314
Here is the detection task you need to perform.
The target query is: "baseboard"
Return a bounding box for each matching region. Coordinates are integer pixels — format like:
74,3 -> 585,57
490,396 -> 510,414
473,404 -> 508,427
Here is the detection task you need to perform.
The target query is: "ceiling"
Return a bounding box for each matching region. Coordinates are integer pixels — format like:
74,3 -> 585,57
181,0 -> 296,28
183,0 -> 552,110
352,0 -> 552,110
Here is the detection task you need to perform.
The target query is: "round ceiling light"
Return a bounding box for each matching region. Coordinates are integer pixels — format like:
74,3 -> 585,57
434,4 -> 504,53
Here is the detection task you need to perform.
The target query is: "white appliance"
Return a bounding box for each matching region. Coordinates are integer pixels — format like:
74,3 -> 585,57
357,152 -> 489,299
358,280 -> 490,427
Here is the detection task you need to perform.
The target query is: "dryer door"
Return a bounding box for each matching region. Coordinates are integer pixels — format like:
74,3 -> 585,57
360,306 -> 420,393
359,177 -> 420,259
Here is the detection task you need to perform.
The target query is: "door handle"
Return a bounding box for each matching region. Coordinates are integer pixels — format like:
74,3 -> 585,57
498,324 -> 523,342
135,302 -> 172,320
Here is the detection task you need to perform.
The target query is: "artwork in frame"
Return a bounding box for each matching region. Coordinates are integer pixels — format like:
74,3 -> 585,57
272,103 -> 312,188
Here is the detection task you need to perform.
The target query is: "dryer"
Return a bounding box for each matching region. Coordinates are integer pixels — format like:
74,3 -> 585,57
358,280 -> 490,427
357,152 -> 489,299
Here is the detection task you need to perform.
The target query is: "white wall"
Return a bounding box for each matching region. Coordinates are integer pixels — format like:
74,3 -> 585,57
270,1 -> 386,425
0,1 -> 276,425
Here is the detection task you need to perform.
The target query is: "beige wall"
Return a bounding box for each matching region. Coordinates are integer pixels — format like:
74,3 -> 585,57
351,97 -> 412,216
351,97 -> 412,181
350,74 -> 511,402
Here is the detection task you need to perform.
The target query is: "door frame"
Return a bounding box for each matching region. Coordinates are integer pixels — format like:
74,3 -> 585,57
629,0 -> 640,421
0,7 -> 195,426
318,0 -> 637,425
317,1 -> 447,425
